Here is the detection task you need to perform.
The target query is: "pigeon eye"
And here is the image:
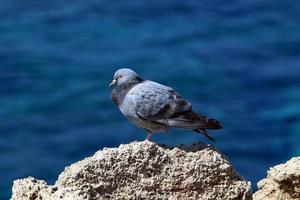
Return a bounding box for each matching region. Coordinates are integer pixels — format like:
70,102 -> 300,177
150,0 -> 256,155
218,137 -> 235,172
118,75 -> 123,79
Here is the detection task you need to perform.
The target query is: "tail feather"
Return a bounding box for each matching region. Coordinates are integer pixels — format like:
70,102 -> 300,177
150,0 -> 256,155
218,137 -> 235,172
166,110 -> 222,129
204,118 -> 222,129
163,110 -> 222,141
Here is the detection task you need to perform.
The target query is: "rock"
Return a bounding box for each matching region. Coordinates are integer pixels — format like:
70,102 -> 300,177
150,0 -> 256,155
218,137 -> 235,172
253,157 -> 300,200
11,177 -> 55,200
11,141 -> 252,200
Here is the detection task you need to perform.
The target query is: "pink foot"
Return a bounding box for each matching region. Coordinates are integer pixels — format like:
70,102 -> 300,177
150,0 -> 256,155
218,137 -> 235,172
145,132 -> 153,141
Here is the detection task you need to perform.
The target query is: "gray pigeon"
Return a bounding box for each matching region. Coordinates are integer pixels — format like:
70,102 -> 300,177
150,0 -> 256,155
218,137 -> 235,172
109,68 -> 222,141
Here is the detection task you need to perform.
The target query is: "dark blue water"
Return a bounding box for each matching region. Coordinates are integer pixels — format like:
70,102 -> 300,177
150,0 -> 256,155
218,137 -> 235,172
1,1 -> 300,199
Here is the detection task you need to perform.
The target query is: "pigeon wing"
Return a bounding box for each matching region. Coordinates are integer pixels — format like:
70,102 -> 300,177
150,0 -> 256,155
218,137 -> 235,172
127,81 -> 192,121
127,81 -> 221,131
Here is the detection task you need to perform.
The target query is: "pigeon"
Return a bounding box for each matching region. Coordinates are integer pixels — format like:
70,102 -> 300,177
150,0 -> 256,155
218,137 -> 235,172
109,68 -> 222,141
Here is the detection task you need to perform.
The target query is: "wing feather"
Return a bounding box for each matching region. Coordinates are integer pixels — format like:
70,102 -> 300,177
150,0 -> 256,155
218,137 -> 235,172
127,81 -> 191,121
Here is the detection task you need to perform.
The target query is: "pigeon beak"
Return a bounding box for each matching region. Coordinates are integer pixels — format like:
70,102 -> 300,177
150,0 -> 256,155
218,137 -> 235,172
109,79 -> 117,88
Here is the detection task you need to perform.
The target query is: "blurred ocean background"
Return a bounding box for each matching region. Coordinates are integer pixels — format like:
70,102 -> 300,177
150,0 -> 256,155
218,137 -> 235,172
1,0 -> 300,199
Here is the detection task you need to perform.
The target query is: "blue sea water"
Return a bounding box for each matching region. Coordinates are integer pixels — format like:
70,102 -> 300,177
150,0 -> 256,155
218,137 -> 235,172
1,1 -> 300,199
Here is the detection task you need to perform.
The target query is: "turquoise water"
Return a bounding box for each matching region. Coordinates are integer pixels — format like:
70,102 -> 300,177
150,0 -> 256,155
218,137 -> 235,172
1,1 -> 300,199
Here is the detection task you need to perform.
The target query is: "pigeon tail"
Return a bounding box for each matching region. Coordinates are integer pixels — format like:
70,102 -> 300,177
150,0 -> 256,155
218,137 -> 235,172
164,110 -> 222,141
167,110 -> 222,129
201,118 -> 222,129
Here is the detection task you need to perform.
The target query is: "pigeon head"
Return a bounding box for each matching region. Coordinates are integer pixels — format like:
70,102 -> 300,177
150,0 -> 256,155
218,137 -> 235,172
109,68 -> 143,88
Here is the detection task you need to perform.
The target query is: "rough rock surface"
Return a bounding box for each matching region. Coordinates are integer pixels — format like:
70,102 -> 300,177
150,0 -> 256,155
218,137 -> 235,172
11,177 -> 55,200
11,141 -> 252,200
253,157 -> 300,200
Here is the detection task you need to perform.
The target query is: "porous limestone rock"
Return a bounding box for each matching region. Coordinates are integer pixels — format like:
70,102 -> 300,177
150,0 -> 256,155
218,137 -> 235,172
253,157 -> 300,200
11,141 -> 252,200
11,177 -> 55,200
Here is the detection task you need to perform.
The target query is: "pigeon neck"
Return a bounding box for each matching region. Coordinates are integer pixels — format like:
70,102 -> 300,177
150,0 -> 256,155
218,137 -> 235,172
111,78 -> 143,106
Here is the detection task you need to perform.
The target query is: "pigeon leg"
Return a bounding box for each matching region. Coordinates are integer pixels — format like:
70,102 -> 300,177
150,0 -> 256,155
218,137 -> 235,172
145,132 -> 153,141
193,129 -> 215,142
